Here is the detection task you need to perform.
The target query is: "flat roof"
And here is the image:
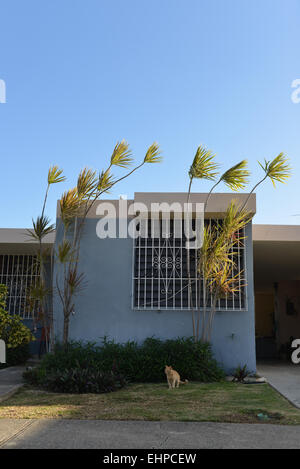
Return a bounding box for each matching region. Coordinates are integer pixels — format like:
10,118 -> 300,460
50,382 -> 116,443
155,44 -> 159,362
0,229 -> 55,254
56,192 -> 257,218
253,224 -> 300,242
2,223 -> 300,247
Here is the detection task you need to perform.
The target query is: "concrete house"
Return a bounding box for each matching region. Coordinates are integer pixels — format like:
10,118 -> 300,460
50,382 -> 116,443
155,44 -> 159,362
0,192 -> 300,372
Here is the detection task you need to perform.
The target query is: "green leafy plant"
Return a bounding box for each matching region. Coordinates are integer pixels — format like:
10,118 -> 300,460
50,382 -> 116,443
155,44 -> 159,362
23,337 -> 225,385
23,366 -> 127,394
232,364 -> 250,382
185,145 -> 291,343
55,140 -> 162,345
0,285 -> 35,349
0,285 -> 34,368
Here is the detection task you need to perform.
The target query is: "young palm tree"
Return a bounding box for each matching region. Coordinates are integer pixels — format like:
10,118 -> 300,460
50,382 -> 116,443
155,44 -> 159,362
186,145 -> 219,338
240,153 -> 291,211
199,202 -> 251,342
186,147 -> 291,343
56,140 -> 162,345
27,166 -> 66,352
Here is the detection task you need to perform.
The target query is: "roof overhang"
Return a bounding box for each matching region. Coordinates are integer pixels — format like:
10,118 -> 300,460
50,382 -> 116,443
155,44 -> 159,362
57,192 -> 256,219
0,229 -> 55,255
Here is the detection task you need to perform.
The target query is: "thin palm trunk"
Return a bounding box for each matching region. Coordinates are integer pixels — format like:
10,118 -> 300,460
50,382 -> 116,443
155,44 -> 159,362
186,177 -> 196,340
240,175 -> 267,212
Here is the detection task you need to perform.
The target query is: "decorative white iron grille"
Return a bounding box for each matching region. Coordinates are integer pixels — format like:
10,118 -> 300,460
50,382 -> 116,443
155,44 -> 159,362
133,219 -> 246,311
0,255 -> 40,319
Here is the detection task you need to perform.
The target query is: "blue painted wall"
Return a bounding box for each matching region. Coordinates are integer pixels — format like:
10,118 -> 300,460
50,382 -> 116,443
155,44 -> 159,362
53,219 -> 256,373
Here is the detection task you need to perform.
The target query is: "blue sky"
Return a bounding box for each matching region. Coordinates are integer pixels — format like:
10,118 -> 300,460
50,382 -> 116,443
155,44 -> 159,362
0,0 -> 299,227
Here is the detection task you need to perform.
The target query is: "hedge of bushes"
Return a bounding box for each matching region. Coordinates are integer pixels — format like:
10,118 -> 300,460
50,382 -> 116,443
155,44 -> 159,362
23,337 -> 225,392
1,343 -> 31,368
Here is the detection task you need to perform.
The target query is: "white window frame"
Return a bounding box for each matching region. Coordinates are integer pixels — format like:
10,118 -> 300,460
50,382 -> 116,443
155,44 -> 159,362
0,254 -> 40,319
132,219 -> 248,312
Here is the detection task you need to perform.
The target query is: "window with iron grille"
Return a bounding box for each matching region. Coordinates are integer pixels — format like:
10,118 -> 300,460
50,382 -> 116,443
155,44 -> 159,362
133,219 -> 246,311
0,255 -> 40,319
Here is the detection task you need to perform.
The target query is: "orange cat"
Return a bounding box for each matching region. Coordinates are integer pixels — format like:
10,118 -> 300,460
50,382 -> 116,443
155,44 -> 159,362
164,365 -> 188,389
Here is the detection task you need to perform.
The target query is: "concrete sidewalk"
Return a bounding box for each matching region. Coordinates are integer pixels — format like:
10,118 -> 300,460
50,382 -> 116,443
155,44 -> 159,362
257,361 -> 300,408
1,419 -> 300,449
0,366 -> 26,402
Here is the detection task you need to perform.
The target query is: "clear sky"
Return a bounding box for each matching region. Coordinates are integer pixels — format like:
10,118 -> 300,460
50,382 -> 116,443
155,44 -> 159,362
0,0 -> 299,227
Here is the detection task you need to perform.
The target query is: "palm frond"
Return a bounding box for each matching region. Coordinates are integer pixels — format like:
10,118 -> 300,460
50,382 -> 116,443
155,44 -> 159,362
258,153 -> 291,187
77,168 -> 97,198
28,281 -> 51,302
56,240 -> 75,264
189,145 -> 219,180
97,169 -> 115,193
144,142 -> 162,163
220,160 -> 250,191
48,166 -> 66,184
110,140 -> 133,168
59,188 -> 82,223
221,201 -> 252,239
67,267 -> 86,295
27,215 -> 55,242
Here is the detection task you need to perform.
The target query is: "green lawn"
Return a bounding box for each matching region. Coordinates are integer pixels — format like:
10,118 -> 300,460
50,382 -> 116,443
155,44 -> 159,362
1,382 -> 300,424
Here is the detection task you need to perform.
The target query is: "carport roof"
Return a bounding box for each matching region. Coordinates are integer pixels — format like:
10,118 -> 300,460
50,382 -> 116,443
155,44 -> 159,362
253,224 -> 300,291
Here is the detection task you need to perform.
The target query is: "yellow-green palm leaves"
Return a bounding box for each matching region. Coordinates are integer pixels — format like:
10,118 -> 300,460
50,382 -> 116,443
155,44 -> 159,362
48,166 -> 65,185
259,152 -> 291,187
199,202 -> 250,342
97,169 -> 115,193
77,168 -> 98,198
219,160 -> 250,191
59,188 -> 83,224
189,145 -> 219,181
144,142 -> 162,163
110,140 -> 133,168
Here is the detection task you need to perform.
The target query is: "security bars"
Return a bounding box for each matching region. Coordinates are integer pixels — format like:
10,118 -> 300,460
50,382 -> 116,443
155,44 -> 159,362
0,255 -> 39,319
133,219 -> 246,311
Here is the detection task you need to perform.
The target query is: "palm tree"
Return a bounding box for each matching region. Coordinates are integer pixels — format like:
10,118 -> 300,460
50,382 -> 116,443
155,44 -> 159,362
56,140 -> 162,345
240,153 -> 291,211
187,145 -> 219,338
27,166 -> 66,352
186,147 -> 291,342
199,202 -> 251,342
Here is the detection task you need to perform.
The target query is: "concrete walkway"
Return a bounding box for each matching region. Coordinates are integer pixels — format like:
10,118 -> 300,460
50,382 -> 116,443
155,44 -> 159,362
257,361 -> 300,408
1,419 -> 300,448
0,366 -> 26,402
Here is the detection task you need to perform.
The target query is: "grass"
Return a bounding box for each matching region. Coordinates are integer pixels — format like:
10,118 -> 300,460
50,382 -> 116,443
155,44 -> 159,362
1,381 -> 300,424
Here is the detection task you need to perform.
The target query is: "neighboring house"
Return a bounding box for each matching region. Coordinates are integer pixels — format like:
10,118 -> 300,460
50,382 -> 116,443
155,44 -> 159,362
0,192 -> 299,372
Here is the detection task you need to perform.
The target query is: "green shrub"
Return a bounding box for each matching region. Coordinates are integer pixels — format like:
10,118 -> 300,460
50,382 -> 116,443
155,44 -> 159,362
0,285 -> 35,348
23,365 -> 127,393
24,337 -> 225,387
23,366 -> 47,386
6,343 -> 31,366
43,368 -> 127,393
0,343 -> 31,369
0,284 -> 34,369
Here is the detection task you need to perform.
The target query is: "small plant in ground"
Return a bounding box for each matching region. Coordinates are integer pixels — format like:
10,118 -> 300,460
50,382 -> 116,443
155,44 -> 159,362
232,364 -> 251,382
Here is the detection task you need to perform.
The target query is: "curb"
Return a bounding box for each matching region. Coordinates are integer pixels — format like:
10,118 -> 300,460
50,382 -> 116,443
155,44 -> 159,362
0,384 -> 24,403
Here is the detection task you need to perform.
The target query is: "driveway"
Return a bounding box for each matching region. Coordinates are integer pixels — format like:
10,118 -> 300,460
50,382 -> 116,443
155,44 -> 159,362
2,419 -> 300,449
257,361 -> 300,408
0,366 -> 26,403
